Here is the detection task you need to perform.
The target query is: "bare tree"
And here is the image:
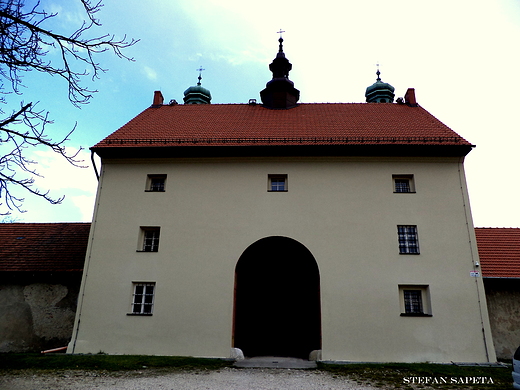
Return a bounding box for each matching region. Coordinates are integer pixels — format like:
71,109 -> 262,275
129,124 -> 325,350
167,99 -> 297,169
0,0 -> 137,214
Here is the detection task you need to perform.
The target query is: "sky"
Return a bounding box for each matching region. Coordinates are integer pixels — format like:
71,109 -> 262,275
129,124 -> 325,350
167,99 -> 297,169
5,0 -> 520,227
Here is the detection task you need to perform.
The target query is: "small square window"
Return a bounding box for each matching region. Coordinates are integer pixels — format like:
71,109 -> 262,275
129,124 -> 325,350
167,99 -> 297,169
393,175 -> 415,193
130,283 -> 155,315
399,285 -> 432,316
138,227 -> 160,252
146,175 -> 167,192
268,174 -> 288,192
397,225 -> 420,254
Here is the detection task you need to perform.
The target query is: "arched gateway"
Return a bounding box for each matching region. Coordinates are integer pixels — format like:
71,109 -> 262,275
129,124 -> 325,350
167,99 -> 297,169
233,236 -> 321,359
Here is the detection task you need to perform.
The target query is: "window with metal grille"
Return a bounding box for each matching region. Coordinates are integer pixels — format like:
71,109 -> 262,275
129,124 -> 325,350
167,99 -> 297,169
395,179 -> 410,192
142,228 -> 160,252
131,283 -> 155,315
393,175 -> 415,193
403,290 -> 423,314
268,174 -> 288,192
397,225 -> 420,254
146,175 -> 166,192
399,285 -> 432,317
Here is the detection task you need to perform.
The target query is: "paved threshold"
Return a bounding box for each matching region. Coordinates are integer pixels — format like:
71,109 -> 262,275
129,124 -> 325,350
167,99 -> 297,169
234,356 -> 317,369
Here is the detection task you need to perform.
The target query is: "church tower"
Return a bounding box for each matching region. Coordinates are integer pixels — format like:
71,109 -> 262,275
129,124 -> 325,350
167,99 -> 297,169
260,36 -> 300,109
365,68 -> 395,103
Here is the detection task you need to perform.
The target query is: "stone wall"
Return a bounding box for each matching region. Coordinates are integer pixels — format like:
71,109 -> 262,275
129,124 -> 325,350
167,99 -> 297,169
484,278 -> 520,360
0,273 -> 81,353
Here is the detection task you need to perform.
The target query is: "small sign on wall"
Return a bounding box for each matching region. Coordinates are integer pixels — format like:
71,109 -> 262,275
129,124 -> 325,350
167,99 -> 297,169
470,271 -> 481,277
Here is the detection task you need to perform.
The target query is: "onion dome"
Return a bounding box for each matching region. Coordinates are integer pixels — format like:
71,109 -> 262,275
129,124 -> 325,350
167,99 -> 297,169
260,36 -> 300,109
183,68 -> 212,104
365,69 -> 395,103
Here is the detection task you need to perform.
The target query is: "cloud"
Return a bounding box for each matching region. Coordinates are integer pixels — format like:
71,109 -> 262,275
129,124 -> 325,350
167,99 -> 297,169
70,194 -> 96,221
13,149 -> 98,222
143,66 -> 158,81
31,149 -> 97,191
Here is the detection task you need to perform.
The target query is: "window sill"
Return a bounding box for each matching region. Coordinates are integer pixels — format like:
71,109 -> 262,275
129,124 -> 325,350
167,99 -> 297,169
393,191 -> 416,194
400,313 -> 432,317
144,190 -> 165,193
136,250 -> 159,253
127,313 -> 153,316
268,190 -> 288,192
399,253 -> 420,255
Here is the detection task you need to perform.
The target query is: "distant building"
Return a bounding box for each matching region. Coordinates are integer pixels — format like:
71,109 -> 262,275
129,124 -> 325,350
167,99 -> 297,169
476,227 -> 520,360
0,223 -> 90,352
68,38 -> 496,363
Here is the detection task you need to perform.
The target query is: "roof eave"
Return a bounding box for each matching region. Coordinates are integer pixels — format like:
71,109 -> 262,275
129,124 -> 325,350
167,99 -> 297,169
91,144 -> 474,159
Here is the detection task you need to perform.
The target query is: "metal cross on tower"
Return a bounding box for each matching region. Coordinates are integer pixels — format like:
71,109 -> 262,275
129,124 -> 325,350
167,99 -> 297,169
277,29 -> 286,52
196,66 -> 205,85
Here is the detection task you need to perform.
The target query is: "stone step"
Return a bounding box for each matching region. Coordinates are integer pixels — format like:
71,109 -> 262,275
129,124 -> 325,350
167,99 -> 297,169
234,356 -> 317,369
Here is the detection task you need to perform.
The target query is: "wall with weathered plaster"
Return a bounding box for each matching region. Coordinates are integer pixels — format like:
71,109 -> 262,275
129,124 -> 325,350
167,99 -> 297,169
484,279 -> 520,360
0,274 -> 81,352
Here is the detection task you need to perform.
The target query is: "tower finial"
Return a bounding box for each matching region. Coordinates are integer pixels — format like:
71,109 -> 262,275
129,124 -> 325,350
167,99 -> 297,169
183,66 -> 211,104
277,29 -> 285,52
365,62 -> 395,103
260,31 -> 299,109
196,66 -> 205,86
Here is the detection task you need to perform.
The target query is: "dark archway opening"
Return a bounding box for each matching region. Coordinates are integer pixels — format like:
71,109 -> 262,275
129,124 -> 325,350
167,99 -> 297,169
233,236 -> 321,359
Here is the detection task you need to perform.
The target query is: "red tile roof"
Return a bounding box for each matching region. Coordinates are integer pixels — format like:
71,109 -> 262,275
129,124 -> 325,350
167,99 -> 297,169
475,228 -> 520,278
0,223 -> 90,272
93,103 -> 472,149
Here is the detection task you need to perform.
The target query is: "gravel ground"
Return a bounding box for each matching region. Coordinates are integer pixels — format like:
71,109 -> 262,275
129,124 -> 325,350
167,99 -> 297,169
0,367 -> 381,390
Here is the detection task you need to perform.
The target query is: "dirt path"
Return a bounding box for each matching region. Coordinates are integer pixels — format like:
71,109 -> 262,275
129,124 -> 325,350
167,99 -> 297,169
0,367 -> 381,390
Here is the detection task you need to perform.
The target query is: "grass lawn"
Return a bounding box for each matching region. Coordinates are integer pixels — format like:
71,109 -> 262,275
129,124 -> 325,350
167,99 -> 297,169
0,354 -> 514,389
0,353 -> 233,371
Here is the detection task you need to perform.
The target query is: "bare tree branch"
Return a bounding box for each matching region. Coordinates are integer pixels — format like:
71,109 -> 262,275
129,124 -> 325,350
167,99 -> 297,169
0,100 -> 85,213
0,0 -> 138,214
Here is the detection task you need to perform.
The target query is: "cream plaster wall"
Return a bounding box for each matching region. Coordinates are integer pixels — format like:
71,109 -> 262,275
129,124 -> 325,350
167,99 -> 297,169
69,156 -> 495,362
